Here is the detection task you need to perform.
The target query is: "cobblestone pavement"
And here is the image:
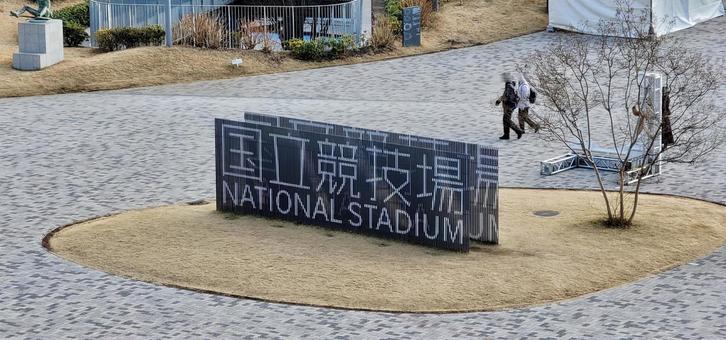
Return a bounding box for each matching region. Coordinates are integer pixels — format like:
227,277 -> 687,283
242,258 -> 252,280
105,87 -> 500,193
1,16 -> 725,339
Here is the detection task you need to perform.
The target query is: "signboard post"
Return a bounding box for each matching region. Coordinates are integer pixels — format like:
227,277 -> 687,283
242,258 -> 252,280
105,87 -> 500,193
402,6 -> 422,47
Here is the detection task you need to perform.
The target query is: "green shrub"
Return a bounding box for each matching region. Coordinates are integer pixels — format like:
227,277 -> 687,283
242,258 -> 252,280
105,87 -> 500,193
95,29 -> 120,51
96,25 -> 165,52
383,0 -> 434,31
288,38 -> 325,61
116,27 -> 141,49
326,35 -> 355,58
285,35 -> 356,61
63,21 -> 88,47
388,16 -> 402,34
383,0 -> 403,33
142,25 -> 166,45
53,1 -> 90,27
385,0 -> 403,21
281,38 -> 303,51
95,30 -> 115,51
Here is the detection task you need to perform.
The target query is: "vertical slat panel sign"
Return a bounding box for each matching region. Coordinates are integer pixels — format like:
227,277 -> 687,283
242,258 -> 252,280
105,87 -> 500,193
243,112 -> 500,244
402,6 -> 421,47
215,118 -> 481,251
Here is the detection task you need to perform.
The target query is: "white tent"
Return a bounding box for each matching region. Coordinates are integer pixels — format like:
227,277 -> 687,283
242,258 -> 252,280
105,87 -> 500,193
548,0 -> 725,37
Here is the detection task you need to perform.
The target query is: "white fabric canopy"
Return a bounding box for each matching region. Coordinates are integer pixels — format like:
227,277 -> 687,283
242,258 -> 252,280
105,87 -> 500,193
548,0 -> 725,36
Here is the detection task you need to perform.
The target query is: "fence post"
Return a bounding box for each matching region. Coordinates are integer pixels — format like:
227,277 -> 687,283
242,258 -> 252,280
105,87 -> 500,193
165,0 -> 173,47
107,4 -> 112,28
360,0 -> 371,45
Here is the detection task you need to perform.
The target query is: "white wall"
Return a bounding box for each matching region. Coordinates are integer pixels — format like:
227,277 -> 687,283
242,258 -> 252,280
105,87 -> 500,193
361,0 -> 372,41
548,0 -> 724,37
652,0 -> 725,35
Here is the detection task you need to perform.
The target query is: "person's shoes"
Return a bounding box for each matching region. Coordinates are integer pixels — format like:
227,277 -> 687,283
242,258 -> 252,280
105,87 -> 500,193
10,11 -> 19,18
516,130 -> 524,139
534,125 -> 540,133
499,135 -> 510,140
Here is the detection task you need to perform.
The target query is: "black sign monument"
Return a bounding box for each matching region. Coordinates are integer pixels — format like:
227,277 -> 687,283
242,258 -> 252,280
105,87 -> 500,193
215,116 -> 499,252
402,6 -> 422,47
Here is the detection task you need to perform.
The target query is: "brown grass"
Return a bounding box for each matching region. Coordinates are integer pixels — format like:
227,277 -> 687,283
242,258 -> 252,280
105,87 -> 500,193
174,13 -> 225,49
237,20 -> 264,50
370,17 -> 397,51
0,0 -> 547,97
48,189 -> 726,313
427,0 -> 547,48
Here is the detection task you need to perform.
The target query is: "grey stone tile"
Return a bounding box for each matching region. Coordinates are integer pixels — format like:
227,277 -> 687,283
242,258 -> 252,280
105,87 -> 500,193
0,15 -> 725,339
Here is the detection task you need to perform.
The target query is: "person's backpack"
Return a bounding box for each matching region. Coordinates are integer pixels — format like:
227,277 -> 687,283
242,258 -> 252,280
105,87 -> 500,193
528,87 -> 537,104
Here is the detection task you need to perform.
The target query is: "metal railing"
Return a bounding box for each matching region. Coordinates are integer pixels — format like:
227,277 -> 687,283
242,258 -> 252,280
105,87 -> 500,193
90,0 -> 365,49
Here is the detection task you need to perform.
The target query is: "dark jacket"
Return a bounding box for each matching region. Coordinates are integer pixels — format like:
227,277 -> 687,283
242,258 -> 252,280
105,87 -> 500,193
496,81 -> 519,108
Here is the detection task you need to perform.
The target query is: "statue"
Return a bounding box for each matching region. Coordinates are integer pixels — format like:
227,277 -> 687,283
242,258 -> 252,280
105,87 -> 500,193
10,0 -> 52,19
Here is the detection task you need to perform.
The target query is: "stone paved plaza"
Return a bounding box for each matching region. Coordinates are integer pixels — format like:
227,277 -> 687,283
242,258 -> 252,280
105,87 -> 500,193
1,15 -> 725,339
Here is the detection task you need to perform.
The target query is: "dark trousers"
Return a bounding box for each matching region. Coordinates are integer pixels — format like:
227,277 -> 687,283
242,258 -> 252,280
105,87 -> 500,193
502,105 -> 523,137
662,112 -> 675,147
518,107 -> 539,131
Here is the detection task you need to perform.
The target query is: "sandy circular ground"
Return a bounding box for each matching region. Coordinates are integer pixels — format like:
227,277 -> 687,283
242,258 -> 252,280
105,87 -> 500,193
47,189 -> 726,313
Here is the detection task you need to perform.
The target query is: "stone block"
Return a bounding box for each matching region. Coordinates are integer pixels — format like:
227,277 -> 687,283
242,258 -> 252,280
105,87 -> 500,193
13,19 -> 64,71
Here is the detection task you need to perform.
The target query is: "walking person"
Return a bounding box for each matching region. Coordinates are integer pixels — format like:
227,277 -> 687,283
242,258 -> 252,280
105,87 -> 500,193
495,78 -> 524,140
661,86 -> 675,148
516,76 -> 540,133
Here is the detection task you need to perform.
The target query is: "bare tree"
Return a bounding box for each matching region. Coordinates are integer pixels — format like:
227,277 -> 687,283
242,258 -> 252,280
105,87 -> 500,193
523,0 -> 725,226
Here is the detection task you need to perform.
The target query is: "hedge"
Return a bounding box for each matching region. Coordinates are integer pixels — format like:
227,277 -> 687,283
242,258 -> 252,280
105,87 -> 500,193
384,0 -> 403,33
96,25 -> 165,52
63,22 -> 89,47
52,1 -> 91,47
285,36 -> 356,61
53,1 -> 90,27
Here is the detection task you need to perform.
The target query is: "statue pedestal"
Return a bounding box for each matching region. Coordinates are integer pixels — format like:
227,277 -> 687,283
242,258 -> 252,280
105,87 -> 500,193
12,19 -> 64,71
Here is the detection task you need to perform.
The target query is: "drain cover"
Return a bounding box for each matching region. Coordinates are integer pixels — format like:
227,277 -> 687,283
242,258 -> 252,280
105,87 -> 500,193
533,210 -> 560,217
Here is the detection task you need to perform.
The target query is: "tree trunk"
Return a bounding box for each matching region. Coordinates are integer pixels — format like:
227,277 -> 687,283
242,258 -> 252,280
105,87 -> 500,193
618,170 -> 625,222
627,164 -> 650,225
587,154 -> 614,221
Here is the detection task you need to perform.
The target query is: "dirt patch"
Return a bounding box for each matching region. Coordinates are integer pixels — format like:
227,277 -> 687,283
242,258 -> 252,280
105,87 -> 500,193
47,189 -> 726,312
0,0 -> 547,97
